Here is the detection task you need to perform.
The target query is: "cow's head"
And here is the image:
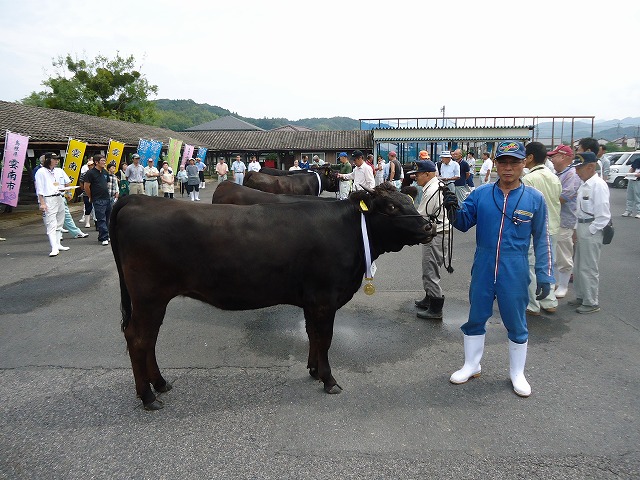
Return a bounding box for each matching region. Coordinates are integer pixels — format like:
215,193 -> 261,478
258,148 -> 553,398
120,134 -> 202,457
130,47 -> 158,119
313,165 -> 339,193
350,183 -> 434,255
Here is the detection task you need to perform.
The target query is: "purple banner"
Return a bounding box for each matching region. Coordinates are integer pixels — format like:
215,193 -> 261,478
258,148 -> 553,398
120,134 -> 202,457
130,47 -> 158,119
0,131 -> 29,207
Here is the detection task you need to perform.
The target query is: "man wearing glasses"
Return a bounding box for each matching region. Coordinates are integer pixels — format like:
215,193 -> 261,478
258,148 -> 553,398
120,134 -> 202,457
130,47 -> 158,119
443,141 -> 554,398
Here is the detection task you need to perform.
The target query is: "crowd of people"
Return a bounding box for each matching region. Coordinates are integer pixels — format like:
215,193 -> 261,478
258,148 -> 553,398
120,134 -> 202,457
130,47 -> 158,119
32,154 -> 210,253
30,142 -> 625,399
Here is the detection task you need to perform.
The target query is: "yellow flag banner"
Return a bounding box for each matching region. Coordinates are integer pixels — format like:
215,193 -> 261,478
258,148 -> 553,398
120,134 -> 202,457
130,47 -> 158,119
63,138 -> 88,187
107,139 -> 125,171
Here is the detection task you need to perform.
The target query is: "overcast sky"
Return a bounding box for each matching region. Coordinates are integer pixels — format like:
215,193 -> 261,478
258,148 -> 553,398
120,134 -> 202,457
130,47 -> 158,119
1,0 -> 639,123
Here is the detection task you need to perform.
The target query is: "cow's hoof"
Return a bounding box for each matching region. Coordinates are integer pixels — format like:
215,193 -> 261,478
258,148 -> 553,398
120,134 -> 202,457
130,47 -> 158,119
154,381 -> 172,393
308,368 -> 319,379
324,384 -> 342,394
143,399 -> 164,411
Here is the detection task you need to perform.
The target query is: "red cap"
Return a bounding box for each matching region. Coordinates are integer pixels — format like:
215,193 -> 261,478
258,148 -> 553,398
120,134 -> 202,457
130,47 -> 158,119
547,144 -> 573,157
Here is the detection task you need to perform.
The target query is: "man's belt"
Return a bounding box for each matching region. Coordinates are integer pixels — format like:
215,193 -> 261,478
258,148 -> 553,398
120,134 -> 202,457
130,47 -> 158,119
44,193 -> 62,197
130,181 -> 143,183
577,218 -> 594,223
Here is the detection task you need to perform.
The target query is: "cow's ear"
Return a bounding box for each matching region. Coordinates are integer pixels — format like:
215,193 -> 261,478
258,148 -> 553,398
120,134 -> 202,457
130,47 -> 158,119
349,190 -> 373,212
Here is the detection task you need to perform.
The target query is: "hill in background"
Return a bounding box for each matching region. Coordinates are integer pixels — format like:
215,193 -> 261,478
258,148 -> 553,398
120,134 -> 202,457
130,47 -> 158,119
152,99 -> 359,131
152,99 -> 640,140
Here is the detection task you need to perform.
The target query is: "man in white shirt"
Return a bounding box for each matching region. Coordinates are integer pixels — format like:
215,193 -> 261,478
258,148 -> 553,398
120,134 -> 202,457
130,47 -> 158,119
438,151 -> 460,193
568,152 -> 611,314
479,152 -> 493,184
143,159 -> 160,196
247,156 -> 261,173
337,150 -> 375,191
232,155 -> 246,185
34,152 -> 71,256
289,160 -> 302,171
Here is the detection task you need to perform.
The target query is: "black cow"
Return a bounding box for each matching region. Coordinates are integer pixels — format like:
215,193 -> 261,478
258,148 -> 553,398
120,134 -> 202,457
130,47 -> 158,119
212,181 -> 337,205
258,167 -> 305,176
213,180 -> 418,207
243,165 -> 338,195
110,184 -> 432,410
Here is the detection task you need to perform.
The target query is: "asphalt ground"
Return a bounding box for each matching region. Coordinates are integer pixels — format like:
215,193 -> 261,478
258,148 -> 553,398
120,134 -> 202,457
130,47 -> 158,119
0,179 -> 638,479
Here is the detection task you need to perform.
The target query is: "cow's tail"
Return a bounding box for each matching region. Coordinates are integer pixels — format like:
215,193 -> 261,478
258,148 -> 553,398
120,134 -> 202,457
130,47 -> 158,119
109,197 -> 132,332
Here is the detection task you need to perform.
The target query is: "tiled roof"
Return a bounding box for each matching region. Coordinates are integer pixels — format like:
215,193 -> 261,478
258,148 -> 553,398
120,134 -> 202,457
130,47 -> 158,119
185,115 -> 264,131
183,130 -> 373,151
0,101 -> 201,147
269,124 -> 314,132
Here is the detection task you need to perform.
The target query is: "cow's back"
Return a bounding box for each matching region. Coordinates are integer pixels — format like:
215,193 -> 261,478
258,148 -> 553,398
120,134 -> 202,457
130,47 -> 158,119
244,171 -> 316,195
111,195 -> 361,310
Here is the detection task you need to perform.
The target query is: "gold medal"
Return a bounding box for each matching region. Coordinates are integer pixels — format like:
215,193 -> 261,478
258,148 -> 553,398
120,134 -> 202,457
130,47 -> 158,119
363,278 -> 375,295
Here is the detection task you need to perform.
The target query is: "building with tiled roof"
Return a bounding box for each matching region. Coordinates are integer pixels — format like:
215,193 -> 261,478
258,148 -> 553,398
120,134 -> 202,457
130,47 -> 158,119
0,100 -> 201,149
184,115 -> 264,132
269,125 -> 314,132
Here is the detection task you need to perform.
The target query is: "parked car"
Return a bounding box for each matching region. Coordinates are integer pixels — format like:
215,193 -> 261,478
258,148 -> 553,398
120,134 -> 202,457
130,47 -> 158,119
606,151 -> 640,188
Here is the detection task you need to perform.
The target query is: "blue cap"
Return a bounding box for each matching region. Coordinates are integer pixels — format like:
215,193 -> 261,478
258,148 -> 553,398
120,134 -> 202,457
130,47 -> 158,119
570,151 -> 597,167
495,141 -> 526,160
338,152 -> 348,157
407,160 -> 436,174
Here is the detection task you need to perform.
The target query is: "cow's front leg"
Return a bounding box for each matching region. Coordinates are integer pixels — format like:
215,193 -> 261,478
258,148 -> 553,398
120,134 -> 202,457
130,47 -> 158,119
305,307 -> 342,394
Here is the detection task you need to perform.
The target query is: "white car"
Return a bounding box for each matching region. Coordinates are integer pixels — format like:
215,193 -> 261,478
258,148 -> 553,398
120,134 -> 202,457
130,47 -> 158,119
606,151 -> 640,188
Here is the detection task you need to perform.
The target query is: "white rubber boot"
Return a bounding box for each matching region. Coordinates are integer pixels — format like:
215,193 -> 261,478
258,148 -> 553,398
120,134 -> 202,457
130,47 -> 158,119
190,191 -> 195,201
555,271 -> 571,298
85,217 -> 91,228
48,233 -> 59,257
195,191 -> 200,201
57,231 -> 70,251
450,334 -> 485,384
79,213 -> 86,223
509,340 -> 531,397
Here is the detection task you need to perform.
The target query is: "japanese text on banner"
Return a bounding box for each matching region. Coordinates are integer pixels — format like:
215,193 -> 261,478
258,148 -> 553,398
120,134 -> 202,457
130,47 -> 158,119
107,139 -> 125,171
0,131 -> 29,207
63,139 -> 87,187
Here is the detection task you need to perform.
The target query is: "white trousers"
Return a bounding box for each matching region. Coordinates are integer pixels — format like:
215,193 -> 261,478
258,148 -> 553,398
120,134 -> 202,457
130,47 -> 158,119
573,223 -> 603,306
43,195 -> 65,237
555,227 -> 575,281
339,180 -> 352,200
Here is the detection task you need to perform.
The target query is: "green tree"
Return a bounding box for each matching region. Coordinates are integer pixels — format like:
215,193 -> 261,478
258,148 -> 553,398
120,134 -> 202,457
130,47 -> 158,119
22,53 -> 158,123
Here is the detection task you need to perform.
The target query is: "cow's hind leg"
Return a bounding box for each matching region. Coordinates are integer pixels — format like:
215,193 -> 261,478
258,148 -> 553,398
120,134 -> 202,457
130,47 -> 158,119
305,317 -> 319,379
125,300 -> 168,410
305,307 -> 342,394
147,323 -> 172,394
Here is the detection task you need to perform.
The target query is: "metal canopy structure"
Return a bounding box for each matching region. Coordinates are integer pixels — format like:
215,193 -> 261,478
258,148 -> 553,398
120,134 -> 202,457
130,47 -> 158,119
362,115 -> 595,163
372,126 -> 533,142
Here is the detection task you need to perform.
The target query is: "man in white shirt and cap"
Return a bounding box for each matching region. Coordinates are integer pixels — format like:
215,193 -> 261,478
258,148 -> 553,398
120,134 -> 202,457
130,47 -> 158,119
337,150 -> 375,191
568,151 -> 611,314
34,152 -> 71,256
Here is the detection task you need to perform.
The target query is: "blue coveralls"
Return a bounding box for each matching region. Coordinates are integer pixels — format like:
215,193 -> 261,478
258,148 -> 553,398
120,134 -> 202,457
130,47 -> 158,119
452,182 -> 554,344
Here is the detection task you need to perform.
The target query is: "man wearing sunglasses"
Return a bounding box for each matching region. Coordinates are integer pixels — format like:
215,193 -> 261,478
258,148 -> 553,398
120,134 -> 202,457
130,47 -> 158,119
443,141 -> 554,398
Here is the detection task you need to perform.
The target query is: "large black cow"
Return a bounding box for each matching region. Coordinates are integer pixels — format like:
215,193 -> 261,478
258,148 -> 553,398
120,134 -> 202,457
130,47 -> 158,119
212,181 -> 337,205
110,184 -> 432,410
243,165 -> 338,195
258,167 -> 306,176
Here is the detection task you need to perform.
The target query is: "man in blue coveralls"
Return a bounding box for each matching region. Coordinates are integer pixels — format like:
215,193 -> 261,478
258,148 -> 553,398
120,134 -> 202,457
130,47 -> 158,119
443,141 -> 554,397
